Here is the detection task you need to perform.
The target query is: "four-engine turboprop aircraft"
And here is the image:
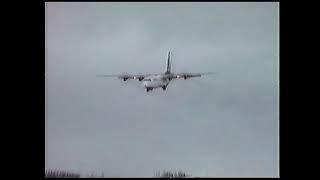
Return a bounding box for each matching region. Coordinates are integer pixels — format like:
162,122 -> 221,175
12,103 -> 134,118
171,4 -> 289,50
97,51 -> 216,92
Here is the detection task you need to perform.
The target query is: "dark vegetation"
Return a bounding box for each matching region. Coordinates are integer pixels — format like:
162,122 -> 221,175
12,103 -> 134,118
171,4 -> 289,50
154,170 -> 191,178
45,169 -> 80,178
45,169 -> 191,178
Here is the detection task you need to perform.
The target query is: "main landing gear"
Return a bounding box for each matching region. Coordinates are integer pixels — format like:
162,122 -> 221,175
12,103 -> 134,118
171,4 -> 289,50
146,86 -> 166,92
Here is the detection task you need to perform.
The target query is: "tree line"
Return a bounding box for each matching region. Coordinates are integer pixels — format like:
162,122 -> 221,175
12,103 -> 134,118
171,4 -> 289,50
45,169 -> 80,178
45,169 -> 191,178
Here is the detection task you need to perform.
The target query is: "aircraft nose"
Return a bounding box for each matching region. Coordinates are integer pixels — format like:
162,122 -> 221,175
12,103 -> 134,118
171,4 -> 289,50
142,80 -> 148,87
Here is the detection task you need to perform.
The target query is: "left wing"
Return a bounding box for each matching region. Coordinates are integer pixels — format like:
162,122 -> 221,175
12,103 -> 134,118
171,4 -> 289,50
171,72 -> 218,80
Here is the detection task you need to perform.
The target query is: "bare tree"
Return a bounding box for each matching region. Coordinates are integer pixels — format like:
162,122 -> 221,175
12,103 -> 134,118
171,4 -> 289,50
45,169 -> 80,178
154,170 -> 191,178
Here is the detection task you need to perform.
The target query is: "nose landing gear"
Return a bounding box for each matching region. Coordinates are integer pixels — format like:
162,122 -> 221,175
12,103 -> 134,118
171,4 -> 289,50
146,88 -> 153,92
162,86 -> 167,91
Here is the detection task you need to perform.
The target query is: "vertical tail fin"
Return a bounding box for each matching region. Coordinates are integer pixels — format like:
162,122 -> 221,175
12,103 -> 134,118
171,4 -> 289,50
166,51 -> 171,74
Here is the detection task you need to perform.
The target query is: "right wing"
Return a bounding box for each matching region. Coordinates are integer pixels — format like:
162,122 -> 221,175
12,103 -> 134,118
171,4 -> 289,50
96,73 -> 158,81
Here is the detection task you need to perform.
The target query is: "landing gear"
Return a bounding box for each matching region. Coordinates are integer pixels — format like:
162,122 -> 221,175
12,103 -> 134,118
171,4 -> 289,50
146,88 -> 152,92
123,78 -> 128,81
162,86 -> 167,91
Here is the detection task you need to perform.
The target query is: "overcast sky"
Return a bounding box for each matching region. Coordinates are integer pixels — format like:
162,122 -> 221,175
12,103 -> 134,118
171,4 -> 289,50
45,2 -> 279,177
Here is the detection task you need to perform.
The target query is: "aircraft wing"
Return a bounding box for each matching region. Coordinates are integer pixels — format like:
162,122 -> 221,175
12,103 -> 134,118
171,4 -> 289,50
172,72 -> 218,80
96,73 -> 159,81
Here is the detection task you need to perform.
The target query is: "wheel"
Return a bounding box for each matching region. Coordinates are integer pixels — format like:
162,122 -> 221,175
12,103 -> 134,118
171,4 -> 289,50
162,86 -> 166,91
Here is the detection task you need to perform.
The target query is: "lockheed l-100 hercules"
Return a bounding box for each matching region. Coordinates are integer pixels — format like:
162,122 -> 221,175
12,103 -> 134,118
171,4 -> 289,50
97,51 -> 216,92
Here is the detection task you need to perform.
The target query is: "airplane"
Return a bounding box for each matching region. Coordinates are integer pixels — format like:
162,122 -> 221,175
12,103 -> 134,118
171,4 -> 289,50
97,51 -> 216,92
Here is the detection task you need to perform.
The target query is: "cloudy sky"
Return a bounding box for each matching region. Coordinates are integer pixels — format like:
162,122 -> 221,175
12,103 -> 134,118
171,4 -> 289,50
45,2 -> 279,177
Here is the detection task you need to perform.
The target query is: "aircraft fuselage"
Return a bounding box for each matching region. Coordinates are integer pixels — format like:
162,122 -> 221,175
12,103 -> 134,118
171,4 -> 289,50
142,75 -> 170,91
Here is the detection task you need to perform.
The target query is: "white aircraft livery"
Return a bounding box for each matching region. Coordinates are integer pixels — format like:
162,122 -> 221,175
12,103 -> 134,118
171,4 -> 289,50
97,51 -> 216,92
